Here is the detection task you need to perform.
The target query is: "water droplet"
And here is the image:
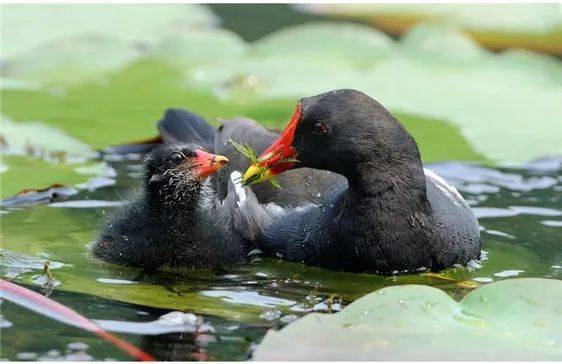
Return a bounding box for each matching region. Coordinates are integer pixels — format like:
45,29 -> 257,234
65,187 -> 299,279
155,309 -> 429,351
260,309 -> 282,321
421,301 -> 434,312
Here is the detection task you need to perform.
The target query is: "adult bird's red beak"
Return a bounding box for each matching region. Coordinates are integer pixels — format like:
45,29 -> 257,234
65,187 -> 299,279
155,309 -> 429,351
243,104 -> 301,185
194,149 -> 229,178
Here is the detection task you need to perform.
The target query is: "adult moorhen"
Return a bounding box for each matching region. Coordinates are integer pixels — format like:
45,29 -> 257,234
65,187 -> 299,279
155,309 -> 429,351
242,89 -> 481,274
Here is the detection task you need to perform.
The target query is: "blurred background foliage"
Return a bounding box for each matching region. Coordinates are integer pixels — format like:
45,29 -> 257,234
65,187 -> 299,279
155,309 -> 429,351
1,3 -> 561,196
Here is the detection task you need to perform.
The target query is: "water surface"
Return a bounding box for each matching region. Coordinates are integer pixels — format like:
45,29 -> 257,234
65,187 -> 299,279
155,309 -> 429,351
1,155 -> 560,360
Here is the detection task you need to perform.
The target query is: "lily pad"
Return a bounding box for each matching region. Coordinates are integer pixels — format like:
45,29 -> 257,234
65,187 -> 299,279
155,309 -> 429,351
1,4 -> 218,60
298,4 -> 562,54
0,156 -> 86,199
148,30 -> 248,67
251,22 -> 393,65
2,117 -> 97,162
253,278 -> 562,360
4,35 -> 141,84
187,22 -> 562,163
1,4 -> 223,85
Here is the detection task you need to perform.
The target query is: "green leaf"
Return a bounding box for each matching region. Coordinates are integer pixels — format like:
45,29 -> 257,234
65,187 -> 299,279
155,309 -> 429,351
0,156 -> 87,198
186,22 -> 562,163
228,138 -> 259,164
298,4 -> 562,54
1,4 -> 218,60
4,35 -> 141,84
269,177 -> 281,190
1,4 -> 227,86
254,278 -> 562,360
251,22 -> 393,65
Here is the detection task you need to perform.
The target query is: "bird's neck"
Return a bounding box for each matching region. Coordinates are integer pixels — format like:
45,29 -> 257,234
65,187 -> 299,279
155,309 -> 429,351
148,181 -> 214,219
344,161 -> 429,222
329,160 -> 431,271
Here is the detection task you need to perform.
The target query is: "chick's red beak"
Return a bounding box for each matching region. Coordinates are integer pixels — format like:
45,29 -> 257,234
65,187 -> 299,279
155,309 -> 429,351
194,149 -> 229,178
257,104 -> 301,174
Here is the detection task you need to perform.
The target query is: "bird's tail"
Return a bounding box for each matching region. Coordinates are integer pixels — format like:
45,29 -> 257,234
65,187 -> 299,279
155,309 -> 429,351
104,108 -> 216,155
157,108 -> 216,151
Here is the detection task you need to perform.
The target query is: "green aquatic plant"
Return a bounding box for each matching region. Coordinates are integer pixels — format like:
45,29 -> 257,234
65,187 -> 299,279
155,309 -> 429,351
228,138 -> 295,189
228,138 -> 259,164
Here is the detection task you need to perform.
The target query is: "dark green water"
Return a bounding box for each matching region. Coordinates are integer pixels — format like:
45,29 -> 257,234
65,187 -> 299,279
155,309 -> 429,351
1,153 -> 560,360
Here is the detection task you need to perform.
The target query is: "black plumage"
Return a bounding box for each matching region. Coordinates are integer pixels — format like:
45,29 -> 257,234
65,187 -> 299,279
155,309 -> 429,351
93,144 -> 248,270
246,89 -> 481,274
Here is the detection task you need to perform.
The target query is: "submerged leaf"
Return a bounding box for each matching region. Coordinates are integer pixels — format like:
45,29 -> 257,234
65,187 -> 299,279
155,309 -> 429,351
0,183 -> 78,208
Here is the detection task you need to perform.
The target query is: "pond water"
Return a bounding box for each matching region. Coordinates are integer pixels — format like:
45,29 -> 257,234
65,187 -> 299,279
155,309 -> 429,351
1,3 -> 561,361
1,152 -> 560,360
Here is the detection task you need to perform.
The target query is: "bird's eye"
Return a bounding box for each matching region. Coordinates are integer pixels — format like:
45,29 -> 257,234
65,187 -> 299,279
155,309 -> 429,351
170,153 -> 184,165
312,122 -> 330,136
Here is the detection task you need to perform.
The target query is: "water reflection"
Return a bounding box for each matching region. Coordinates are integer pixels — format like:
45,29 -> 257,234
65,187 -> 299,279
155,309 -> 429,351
1,157 -> 561,360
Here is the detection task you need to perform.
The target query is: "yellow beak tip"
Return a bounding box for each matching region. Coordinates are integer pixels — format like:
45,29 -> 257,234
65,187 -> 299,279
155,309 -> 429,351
243,164 -> 270,185
214,155 -> 229,165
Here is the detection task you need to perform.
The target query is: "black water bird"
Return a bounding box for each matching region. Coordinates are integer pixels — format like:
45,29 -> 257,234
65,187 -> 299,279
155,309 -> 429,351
93,144 -> 250,270
242,89 -> 481,274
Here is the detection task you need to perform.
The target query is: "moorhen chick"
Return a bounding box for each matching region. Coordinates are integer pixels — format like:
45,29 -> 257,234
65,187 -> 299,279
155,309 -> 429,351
242,89 -> 481,274
93,144 -> 250,270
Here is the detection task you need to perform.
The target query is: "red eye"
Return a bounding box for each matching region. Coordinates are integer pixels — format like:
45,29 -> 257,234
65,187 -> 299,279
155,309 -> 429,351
313,122 -> 330,136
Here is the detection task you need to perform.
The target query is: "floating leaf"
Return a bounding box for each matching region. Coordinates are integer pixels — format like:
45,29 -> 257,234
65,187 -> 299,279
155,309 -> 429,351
298,4 -> 562,54
1,4 -> 218,60
148,30 -> 248,67
251,22 -> 393,65
188,22 -> 562,163
3,35 -> 141,84
0,183 -> 78,208
2,117 -> 97,162
254,278 -> 562,360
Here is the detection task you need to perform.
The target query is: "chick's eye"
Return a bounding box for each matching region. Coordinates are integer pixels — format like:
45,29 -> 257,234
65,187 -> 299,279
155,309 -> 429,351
313,122 -> 330,136
170,153 -> 184,165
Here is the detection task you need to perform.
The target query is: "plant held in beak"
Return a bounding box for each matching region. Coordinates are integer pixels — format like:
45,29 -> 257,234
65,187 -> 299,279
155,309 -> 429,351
229,138 -> 298,189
